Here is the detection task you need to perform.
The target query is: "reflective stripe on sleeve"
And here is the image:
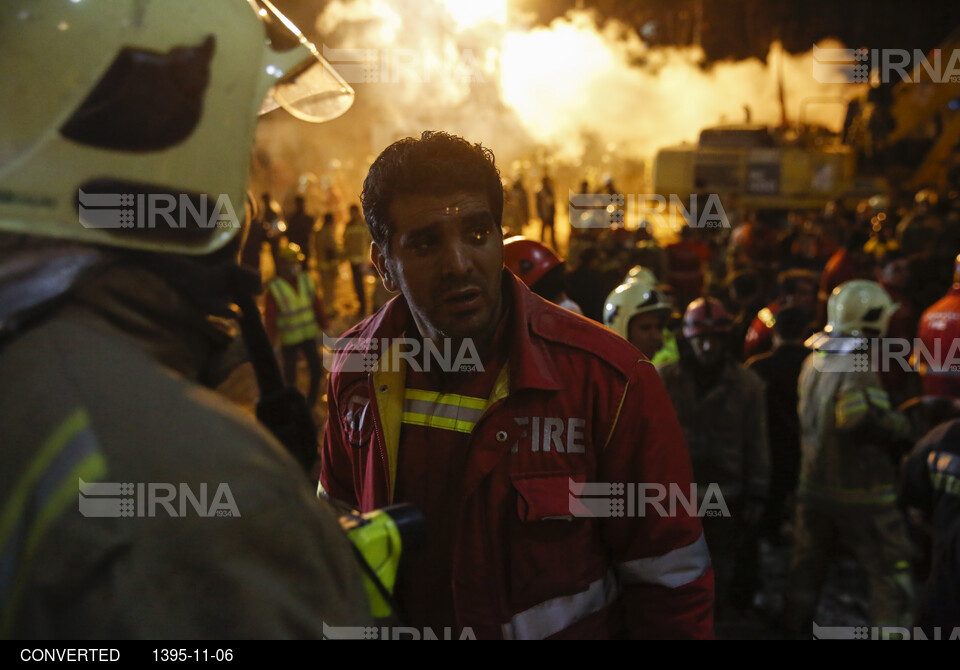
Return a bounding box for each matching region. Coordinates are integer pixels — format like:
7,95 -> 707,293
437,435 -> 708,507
615,532 -> 711,589
865,387 -> 891,410
501,570 -> 619,640
836,391 -> 868,428
0,409 -> 107,638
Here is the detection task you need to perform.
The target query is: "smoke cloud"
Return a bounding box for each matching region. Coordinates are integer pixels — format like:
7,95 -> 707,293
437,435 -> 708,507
253,1 -> 862,217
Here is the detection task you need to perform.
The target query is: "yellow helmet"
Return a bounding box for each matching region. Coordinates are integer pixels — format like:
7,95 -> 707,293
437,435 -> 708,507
0,0 -> 353,255
806,279 -> 899,350
277,242 -> 305,265
603,273 -> 672,341
625,264 -> 658,285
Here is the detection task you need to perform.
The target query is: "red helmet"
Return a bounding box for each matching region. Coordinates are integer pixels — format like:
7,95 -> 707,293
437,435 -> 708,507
682,297 -> 733,338
503,236 -> 562,289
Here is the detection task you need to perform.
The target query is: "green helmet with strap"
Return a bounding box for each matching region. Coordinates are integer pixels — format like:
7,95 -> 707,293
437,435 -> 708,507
0,0 -> 353,255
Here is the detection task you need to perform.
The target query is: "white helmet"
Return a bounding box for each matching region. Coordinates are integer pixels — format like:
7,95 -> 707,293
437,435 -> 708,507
603,275 -> 672,340
625,265 -> 658,286
806,279 -> 899,350
0,0 -> 354,255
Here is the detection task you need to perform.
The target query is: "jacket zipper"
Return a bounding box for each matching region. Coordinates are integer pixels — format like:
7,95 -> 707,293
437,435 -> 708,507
370,374 -> 391,505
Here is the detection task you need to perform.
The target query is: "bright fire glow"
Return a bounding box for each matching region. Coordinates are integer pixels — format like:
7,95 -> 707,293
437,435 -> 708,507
441,0 -> 507,30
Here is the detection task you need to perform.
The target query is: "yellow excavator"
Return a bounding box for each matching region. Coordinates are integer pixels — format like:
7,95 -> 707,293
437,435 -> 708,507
654,27 -> 960,209
652,122 -> 867,210
843,25 -> 960,193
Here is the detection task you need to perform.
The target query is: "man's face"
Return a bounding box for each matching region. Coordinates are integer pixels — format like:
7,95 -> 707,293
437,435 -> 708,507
689,333 -> 726,368
278,259 -> 301,281
372,192 -> 504,343
627,312 -> 666,360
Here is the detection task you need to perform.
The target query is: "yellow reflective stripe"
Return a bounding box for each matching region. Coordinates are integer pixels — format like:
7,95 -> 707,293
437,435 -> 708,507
930,472 -> 960,495
403,388 -> 487,410
277,307 -> 314,328
836,393 -> 867,410
401,390 -> 487,433
0,409 -> 107,638
757,307 -> 776,329
1,451 -> 106,638
0,409 -> 88,553
865,387 -> 891,409
836,392 -> 868,427
404,398 -> 484,424
401,411 -> 475,434
798,478 -> 898,505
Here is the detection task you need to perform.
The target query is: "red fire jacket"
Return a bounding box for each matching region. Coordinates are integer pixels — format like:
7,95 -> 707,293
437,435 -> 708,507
320,271 -> 714,639
917,285 -> 960,398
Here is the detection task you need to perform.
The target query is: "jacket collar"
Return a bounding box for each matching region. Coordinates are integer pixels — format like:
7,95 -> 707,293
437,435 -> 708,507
351,268 -> 564,392
0,246 -> 103,340
66,261 -> 235,383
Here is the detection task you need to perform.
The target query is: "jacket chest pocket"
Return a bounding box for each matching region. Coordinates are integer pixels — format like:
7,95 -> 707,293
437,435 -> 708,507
514,473 -> 578,521
507,473 -> 597,606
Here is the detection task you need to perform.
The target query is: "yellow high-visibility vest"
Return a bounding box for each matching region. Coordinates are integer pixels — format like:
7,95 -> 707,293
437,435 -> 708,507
268,273 -> 320,346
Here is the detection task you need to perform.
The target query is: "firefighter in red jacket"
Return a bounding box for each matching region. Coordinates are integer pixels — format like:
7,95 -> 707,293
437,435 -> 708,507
742,269 -> 818,361
320,131 -> 714,639
915,254 -> 960,398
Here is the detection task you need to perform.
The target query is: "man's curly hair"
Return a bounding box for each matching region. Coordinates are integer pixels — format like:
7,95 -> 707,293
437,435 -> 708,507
361,131 -> 503,253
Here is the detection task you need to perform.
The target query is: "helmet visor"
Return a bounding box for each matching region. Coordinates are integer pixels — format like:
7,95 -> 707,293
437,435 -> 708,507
252,0 -> 354,123
262,56 -> 355,122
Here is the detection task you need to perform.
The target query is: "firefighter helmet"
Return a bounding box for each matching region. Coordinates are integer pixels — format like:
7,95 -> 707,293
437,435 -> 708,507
277,242 -> 305,265
625,265 -> 658,286
603,275 -> 671,340
503,236 -> 562,289
682,297 -> 732,339
826,280 -> 897,337
0,0 -> 353,255
914,189 -> 939,208
807,279 -> 899,350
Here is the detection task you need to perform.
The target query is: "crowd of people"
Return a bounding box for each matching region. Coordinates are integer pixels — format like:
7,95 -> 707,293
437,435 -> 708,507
481,179 -> 960,636
246,162 -> 960,637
